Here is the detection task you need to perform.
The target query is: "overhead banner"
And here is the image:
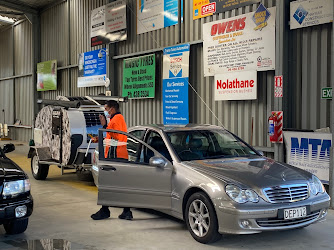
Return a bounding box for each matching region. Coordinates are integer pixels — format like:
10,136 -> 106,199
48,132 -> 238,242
122,54 -> 155,99
215,71 -> 257,101
137,0 -> 183,34
90,0 -> 127,47
163,44 -> 190,125
203,5 -> 276,76
284,131 -> 332,183
37,60 -> 57,91
290,0 -> 333,30
193,0 -> 260,20
78,49 -> 107,88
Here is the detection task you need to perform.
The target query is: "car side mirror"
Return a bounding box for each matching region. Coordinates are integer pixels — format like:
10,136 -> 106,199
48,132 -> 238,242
3,144 -> 15,154
149,156 -> 167,168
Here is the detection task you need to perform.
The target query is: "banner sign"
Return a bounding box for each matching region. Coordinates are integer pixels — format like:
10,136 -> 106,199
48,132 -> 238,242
215,71 -> 257,101
203,5 -> 276,76
78,49 -> 107,88
37,60 -> 57,91
284,131 -> 332,183
193,0 -> 260,20
275,75 -> 283,97
91,0 -> 127,47
163,44 -> 190,125
122,54 -> 155,99
137,0 -> 183,34
290,0 -> 333,30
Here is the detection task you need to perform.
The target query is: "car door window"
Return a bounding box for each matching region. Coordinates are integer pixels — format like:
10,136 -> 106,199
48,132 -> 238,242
146,131 -> 172,162
99,129 -> 156,164
129,130 -> 146,140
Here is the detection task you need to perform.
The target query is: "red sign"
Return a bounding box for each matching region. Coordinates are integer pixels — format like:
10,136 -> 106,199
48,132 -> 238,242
274,75 -> 283,97
202,2 -> 216,16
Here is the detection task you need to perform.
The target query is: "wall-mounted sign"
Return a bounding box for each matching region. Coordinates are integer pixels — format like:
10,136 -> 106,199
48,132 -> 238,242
78,49 -> 107,88
275,75 -> 283,98
137,0 -> 183,34
284,131 -> 332,183
37,60 -> 57,91
321,87 -> 332,99
91,0 -> 127,47
122,54 -> 155,99
193,0 -> 260,20
215,70 -> 257,101
203,5 -> 276,76
163,44 -> 190,125
290,0 -> 333,30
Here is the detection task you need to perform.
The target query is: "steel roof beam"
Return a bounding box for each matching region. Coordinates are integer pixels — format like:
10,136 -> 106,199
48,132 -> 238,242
0,0 -> 38,15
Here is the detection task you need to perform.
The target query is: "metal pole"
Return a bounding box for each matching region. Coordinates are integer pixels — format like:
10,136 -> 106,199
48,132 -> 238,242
274,0 -> 287,162
68,0 -> 72,96
329,0 -> 334,208
178,0 -> 182,44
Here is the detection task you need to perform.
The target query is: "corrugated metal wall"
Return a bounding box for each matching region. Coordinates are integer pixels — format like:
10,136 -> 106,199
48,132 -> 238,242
0,28 -> 14,126
0,21 -> 33,142
1,0 -> 332,148
13,21 -> 33,142
118,0 -> 277,150
287,22 -> 332,131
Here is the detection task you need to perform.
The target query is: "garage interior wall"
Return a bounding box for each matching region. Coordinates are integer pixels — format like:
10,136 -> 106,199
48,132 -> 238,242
287,22 -> 332,131
118,0 -> 277,152
0,21 -> 33,142
0,0 -> 332,153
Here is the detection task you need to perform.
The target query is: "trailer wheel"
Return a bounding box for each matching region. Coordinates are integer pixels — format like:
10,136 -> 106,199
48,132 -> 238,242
76,169 -> 93,182
31,151 -> 49,180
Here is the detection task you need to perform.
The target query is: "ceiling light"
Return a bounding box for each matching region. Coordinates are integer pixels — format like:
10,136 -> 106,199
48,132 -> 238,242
0,15 -> 16,24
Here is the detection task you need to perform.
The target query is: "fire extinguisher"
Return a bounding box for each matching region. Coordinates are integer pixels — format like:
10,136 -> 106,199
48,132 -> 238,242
268,113 -> 278,142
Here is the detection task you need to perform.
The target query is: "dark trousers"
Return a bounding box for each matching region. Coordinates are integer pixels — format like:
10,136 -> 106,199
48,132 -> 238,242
101,206 -> 130,213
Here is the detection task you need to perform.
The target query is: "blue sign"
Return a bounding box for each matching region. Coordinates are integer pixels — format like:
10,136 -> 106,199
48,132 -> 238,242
78,49 -> 107,87
284,131 -> 332,183
163,44 -> 190,125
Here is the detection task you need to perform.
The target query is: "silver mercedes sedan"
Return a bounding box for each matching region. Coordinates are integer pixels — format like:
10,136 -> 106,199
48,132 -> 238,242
91,124 -> 330,244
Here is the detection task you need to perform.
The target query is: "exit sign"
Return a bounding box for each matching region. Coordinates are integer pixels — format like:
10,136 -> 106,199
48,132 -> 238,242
321,87 -> 332,99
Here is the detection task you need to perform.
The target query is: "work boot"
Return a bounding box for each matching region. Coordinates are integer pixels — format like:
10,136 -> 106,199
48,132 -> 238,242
91,207 -> 110,220
118,210 -> 133,220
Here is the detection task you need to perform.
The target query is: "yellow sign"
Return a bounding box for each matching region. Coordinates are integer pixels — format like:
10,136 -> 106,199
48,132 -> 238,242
193,0 -> 212,20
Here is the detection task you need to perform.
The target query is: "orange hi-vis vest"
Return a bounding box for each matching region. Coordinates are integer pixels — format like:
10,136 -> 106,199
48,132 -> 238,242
105,113 -> 128,160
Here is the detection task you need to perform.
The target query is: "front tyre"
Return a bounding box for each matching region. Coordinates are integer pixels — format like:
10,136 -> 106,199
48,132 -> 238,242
185,192 -> 221,244
4,218 -> 29,234
31,151 -> 49,180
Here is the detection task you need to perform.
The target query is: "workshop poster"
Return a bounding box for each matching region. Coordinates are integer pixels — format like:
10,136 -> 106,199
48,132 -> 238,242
203,5 -> 276,76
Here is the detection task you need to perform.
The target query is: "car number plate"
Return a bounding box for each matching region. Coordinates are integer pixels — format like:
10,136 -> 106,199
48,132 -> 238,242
284,206 -> 307,220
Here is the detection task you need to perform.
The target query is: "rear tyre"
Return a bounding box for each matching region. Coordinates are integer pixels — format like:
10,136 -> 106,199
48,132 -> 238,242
31,151 -> 49,180
76,169 -> 93,182
185,192 -> 221,244
4,218 -> 29,234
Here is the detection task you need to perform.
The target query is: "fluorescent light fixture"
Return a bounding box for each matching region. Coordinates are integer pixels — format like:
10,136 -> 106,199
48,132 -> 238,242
0,15 -> 16,24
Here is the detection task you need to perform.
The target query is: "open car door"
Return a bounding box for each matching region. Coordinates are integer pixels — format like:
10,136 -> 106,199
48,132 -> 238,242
97,129 -> 172,210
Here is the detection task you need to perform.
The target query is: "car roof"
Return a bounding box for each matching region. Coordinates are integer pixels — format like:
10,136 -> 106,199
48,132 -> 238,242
129,123 -> 226,133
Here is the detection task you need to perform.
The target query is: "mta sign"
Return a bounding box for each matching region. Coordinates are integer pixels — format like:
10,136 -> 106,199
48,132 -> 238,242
291,137 -> 331,161
284,131 -> 332,183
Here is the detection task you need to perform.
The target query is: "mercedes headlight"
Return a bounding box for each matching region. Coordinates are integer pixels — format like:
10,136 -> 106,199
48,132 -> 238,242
309,176 -> 325,195
225,184 -> 259,204
2,179 -> 31,198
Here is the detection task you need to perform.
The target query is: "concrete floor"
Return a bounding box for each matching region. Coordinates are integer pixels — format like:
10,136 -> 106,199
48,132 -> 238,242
0,141 -> 334,250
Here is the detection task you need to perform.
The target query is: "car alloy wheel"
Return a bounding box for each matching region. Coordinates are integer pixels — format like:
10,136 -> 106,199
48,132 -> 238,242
185,192 -> 221,244
188,199 -> 210,237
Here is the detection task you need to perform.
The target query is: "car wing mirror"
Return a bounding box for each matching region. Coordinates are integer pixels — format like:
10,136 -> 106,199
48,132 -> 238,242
149,156 -> 167,169
3,144 -> 15,154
